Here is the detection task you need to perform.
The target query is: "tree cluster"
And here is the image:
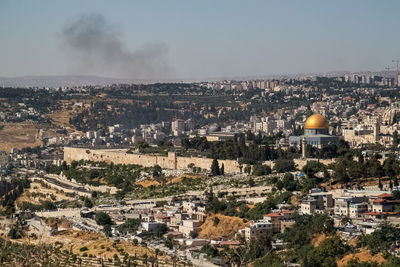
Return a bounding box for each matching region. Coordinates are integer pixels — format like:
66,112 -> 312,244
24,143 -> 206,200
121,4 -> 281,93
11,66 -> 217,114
205,190 -> 292,220
333,153 -> 400,186
182,132 -> 284,164
279,213 -> 336,265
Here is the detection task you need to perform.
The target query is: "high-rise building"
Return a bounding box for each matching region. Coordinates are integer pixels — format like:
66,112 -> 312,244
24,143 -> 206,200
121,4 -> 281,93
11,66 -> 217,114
397,73 -> 400,87
172,119 -> 185,136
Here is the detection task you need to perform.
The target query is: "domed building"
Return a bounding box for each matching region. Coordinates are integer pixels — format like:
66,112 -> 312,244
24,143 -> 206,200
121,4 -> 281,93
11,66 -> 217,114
289,113 -> 338,150
305,114 -> 329,135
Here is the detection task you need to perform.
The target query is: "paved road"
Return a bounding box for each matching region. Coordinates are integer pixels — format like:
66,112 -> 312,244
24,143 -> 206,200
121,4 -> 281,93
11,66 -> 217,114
186,251 -> 219,267
150,242 -> 218,267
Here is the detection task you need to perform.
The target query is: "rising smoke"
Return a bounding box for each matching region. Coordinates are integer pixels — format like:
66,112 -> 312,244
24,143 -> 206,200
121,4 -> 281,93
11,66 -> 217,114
60,14 -> 173,80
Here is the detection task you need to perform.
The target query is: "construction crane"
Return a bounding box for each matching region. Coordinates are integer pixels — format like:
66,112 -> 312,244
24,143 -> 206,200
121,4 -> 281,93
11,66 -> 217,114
393,59 -> 400,86
393,59 -> 400,73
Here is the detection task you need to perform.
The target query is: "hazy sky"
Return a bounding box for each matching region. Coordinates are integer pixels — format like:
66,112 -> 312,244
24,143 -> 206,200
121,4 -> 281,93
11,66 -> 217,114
0,0 -> 399,80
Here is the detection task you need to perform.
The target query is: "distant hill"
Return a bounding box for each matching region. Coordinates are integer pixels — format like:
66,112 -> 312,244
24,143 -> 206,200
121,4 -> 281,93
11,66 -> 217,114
0,75 -> 152,88
0,70 -> 395,88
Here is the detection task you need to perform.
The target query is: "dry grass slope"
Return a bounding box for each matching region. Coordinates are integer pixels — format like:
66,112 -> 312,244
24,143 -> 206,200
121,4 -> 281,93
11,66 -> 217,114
337,248 -> 385,267
0,123 -> 41,152
15,182 -> 74,208
199,214 -> 249,240
311,233 -> 326,247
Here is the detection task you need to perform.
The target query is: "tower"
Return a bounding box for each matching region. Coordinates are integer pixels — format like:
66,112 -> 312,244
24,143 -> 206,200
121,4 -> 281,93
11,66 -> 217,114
302,138 -> 307,159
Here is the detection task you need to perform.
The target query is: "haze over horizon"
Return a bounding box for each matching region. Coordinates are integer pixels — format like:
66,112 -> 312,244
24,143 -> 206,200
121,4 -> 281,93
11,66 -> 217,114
1,0 -> 399,80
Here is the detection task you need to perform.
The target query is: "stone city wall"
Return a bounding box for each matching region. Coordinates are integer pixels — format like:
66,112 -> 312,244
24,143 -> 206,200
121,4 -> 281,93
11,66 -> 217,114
64,147 -> 335,174
64,147 -> 241,174
262,158 -> 335,170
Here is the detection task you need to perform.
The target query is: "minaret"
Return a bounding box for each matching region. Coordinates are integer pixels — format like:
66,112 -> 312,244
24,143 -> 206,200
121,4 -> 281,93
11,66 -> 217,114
302,138 -> 307,159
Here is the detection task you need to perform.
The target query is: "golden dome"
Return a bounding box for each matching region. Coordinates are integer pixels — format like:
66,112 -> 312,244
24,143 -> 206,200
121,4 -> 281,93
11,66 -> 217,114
305,114 -> 329,129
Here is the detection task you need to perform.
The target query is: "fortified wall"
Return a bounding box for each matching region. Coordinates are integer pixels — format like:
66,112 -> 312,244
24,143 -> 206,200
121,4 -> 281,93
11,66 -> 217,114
262,159 -> 335,170
64,147 -> 241,174
63,147 -> 335,174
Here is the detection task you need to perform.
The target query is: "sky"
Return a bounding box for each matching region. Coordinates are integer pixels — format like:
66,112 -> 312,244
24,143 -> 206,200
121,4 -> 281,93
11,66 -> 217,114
0,0 -> 399,80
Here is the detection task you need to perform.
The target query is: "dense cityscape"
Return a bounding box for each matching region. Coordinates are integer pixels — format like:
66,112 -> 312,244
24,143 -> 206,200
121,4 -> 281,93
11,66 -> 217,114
1,70 -> 400,266
2,1 -> 400,266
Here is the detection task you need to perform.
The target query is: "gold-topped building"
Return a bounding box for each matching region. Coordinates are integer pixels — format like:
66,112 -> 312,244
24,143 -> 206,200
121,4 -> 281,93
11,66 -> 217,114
305,114 -> 329,129
304,114 -> 329,136
289,113 -> 338,149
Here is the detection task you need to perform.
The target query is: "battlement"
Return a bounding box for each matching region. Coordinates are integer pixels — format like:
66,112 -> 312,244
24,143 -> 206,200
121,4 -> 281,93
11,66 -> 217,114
63,147 -> 240,174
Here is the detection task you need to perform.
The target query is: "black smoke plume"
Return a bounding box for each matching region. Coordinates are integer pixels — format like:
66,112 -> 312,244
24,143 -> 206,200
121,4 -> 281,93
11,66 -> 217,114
61,14 -> 173,80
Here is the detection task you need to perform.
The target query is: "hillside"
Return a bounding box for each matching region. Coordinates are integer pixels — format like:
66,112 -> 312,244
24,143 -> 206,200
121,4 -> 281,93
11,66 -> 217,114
337,248 -> 385,267
0,123 -> 42,152
199,214 -> 249,240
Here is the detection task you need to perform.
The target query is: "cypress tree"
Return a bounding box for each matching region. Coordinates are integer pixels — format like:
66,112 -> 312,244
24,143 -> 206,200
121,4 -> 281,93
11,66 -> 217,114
211,159 -> 220,176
